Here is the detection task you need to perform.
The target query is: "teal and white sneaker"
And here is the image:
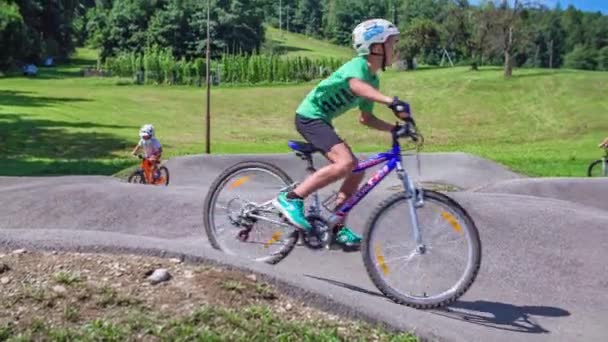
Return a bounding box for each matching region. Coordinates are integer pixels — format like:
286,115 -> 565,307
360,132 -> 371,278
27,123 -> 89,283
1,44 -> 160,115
334,225 -> 362,251
273,192 -> 312,231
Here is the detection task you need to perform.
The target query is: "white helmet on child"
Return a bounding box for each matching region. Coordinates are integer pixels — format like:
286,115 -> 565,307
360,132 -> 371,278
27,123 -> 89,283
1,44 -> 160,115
139,124 -> 155,139
352,19 -> 400,56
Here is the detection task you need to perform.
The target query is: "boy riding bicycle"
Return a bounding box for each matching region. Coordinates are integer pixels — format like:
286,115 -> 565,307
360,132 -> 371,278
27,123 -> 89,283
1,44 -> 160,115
273,19 -> 413,250
131,124 -> 163,181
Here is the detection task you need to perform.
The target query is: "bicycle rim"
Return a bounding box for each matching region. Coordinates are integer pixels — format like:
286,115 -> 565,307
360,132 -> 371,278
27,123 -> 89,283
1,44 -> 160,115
205,162 -> 298,263
363,190 -> 481,308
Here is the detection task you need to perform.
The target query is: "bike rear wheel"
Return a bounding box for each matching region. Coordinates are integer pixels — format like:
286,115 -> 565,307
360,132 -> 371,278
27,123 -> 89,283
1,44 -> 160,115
587,159 -> 607,177
203,161 -> 299,264
362,189 -> 481,309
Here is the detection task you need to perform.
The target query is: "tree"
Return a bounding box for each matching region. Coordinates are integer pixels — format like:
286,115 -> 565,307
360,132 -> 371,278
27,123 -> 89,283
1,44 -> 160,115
399,18 -> 442,69
293,0 -> 322,36
0,1 -> 25,69
469,3 -> 497,70
560,5 -> 585,53
400,0 -> 445,23
440,1 -> 474,66
564,44 -> 598,70
0,0 -> 80,69
597,46 -> 608,71
488,0 -> 530,77
147,1 -> 188,57
89,0 -> 266,60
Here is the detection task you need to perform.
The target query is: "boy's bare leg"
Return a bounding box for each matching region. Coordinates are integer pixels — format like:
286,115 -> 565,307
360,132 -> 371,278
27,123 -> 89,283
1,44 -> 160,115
292,143 -> 357,198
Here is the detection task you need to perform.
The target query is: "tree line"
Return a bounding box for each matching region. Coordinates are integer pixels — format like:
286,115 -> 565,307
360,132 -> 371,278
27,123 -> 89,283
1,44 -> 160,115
265,0 -> 608,74
1,0 -> 607,75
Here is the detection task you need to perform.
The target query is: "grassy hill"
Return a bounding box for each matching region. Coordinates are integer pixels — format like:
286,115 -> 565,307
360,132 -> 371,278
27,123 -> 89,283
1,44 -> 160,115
1,47 -> 607,177
264,26 -> 354,60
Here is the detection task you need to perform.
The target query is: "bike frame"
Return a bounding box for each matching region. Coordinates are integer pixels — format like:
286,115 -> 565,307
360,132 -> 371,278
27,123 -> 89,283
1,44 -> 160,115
238,131 -> 426,251
317,137 -> 426,251
140,158 -> 166,185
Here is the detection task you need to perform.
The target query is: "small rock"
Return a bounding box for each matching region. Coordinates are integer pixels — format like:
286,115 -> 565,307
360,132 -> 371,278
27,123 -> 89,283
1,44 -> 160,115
12,249 -> 26,255
184,270 -> 194,279
1,277 -> 10,285
0,263 -> 10,274
147,269 -> 171,285
246,274 -> 257,282
169,258 -> 182,264
53,285 -> 67,294
51,251 -> 58,255
285,303 -> 293,311
0,254 -> 6,258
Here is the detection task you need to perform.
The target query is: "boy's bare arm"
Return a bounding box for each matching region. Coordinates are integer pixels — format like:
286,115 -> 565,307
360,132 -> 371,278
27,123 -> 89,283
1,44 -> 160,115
359,112 -> 394,132
349,78 -> 392,105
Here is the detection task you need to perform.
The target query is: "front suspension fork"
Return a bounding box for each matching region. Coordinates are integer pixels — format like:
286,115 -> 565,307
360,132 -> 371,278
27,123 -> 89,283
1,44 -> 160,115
397,169 -> 426,254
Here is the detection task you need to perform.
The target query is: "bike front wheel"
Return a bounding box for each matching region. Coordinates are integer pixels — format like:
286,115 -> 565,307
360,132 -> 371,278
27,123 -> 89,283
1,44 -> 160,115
362,189 -> 481,309
203,161 -> 299,264
587,159 -> 607,177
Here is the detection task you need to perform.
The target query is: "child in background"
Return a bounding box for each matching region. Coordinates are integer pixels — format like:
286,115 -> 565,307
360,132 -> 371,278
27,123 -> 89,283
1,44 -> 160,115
131,124 -> 163,180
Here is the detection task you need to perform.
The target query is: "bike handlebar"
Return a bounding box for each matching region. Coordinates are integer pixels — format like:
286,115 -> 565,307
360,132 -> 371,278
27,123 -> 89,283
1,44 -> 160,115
392,120 -> 421,143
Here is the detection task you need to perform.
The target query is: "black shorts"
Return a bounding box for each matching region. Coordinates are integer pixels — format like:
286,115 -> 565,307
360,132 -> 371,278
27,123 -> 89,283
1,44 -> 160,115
295,114 -> 344,153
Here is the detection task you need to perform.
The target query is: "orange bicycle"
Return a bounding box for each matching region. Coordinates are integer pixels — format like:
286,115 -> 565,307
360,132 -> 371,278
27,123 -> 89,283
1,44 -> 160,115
127,155 -> 170,186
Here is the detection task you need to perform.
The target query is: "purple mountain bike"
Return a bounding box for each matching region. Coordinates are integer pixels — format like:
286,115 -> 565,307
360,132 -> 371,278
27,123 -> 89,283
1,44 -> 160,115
203,122 -> 481,309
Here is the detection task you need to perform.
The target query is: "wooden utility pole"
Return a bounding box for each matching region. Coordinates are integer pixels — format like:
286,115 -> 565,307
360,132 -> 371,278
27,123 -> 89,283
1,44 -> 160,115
549,39 -> 554,69
205,0 -> 211,154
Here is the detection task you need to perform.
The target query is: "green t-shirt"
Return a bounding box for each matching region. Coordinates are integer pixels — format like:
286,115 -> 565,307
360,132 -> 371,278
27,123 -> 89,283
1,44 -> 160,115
296,56 -> 378,124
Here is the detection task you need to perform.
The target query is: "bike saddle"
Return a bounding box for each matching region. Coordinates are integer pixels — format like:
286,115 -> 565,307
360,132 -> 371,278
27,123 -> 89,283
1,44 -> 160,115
288,140 -> 323,155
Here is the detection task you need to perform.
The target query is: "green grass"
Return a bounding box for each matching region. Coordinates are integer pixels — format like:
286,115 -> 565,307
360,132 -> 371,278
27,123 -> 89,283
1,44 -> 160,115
1,48 -> 607,177
0,305 -> 417,341
265,25 -> 354,60
53,271 -> 83,286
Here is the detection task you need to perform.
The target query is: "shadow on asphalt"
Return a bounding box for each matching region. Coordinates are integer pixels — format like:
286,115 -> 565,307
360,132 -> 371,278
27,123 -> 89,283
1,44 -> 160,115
305,274 -> 571,334
434,300 -> 571,334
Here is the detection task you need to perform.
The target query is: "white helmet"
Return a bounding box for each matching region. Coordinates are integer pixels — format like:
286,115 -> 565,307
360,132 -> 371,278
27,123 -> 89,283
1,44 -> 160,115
352,19 -> 400,56
139,124 -> 154,139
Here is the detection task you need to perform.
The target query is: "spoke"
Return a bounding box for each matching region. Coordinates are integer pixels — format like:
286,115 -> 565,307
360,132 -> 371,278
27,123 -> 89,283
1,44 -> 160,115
215,204 -> 229,211
380,242 -> 413,251
431,236 -> 465,249
392,250 -> 419,274
213,222 -> 229,234
383,250 -> 418,264
418,258 -> 428,295
248,214 -> 291,228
